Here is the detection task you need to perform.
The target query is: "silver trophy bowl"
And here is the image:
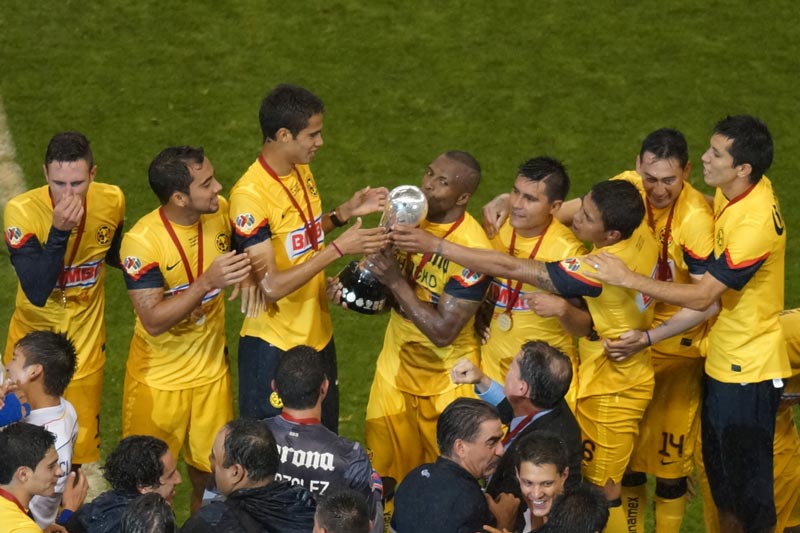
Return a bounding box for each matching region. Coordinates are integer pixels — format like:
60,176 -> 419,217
337,185 -> 428,314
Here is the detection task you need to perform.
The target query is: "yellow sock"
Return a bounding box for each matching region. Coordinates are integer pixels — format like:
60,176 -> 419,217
654,495 -> 686,533
621,482 -> 647,533
605,500 -> 628,533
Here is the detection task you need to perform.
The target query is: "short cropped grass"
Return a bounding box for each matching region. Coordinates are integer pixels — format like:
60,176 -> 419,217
1,1 -> 798,528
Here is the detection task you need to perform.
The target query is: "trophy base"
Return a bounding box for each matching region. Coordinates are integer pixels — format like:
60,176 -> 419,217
337,261 -> 388,315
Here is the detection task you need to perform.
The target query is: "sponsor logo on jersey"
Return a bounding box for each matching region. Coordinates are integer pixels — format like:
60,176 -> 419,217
561,257 -> 581,272
5,226 -> 23,247
285,218 -> 324,259
124,256 -> 142,274
96,225 -> 112,245
492,280 -> 532,311
461,268 -> 482,284
58,259 -> 104,289
235,213 -> 256,233
276,444 -> 335,472
215,231 -> 230,253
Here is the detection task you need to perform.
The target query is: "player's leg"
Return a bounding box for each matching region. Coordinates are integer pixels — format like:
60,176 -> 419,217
63,368 -> 106,500
185,373 -> 234,513
237,335 -> 281,420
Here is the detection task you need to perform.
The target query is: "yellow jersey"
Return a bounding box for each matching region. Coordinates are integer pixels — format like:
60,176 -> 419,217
4,182 -> 125,378
120,198 -> 231,390
229,158 -> 331,351
375,213 -> 492,396
706,177 -> 790,382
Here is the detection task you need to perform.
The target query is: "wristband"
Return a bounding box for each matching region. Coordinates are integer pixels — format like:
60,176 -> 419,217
57,509 -> 74,525
331,241 -> 344,257
329,209 -> 348,227
644,330 -> 652,347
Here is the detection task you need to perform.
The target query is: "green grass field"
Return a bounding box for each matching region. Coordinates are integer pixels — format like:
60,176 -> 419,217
1,1 -> 799,529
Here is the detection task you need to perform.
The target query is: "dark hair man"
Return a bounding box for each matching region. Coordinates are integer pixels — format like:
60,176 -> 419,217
229,83 -> 389,430
313,489 -> 371,533
3,131 -> 125,484
0,423 -> 65,532
66,435 -> 181,533
119,146 -> 250,512
5,331 -> 86,528
391,179 -> 659,524
514,431 -> 570,531
119,493 -> 177,533
391,397 -> 518,533
265,346 -> 383,532
182,419 -> 316,533
537,484 -> 609,533
589,116 -> 789,532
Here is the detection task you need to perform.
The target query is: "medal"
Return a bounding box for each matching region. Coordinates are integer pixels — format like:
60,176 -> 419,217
497,313 -> 513,332
190,307 -> 206,326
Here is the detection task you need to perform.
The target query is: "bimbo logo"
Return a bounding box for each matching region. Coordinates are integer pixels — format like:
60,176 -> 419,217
285,218 -> 324,259
59,259 -> 103,289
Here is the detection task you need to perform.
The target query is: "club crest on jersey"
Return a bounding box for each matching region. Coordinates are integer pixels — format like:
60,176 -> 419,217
96,225 -> 112,245
5,226 -> 23,247
658,227 -> 673,247
716,228 -> 724,250
123,256 -> 142,274
306,176 -> 318,196
235,213 -> 256,233
561,257 -> 581,272
215,232 -> 230,253
269,391 -> 284,409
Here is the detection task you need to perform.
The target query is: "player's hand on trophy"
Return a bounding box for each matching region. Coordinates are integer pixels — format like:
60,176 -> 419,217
524,292 -> 567,318
389,223 -> 440,253
333,218 -> 390,255
340,186 -> 389,218
481,193 -> 510,239
583,252 -> 633,287
603,330 -> 649,362
363,247 -> 402,286
202,251 -> 251,291
52,192 -> 85,231
326,276 -> 346,308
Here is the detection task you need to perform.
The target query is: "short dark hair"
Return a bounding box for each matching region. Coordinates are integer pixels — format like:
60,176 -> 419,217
223,419 -> 279,482
639,128 -> 689,169
517,341 -> 572,409
588,180 -> 645,240
120,493 -> 177,533
148,146 -> 206,205
443,150 -> 482,195
538,484 -> 609,533
275,345 -> 325,410
0,423 -> 56,484
315,489 -> 371,533
517,157 -> 570,203
15,331 -> 77,397
45,131 -> 94,168
515,430 -> 568,474
713,115 -> 773,183
104,436 -> 169,492
437,398 -> 500,457
259,84 -> 325,142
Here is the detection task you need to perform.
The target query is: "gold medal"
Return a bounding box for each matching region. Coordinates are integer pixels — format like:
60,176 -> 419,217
61,289 -> 67,308
497,313 -> 512,332
190,307 -> 206,326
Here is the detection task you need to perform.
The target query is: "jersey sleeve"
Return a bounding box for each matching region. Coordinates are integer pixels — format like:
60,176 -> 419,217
707,217 -> 772,291
5,220 -> 71,307
680,204 -> 714,276
230,188 -> 273,251
546,258 -> 603,298
443,268 -> 491,302
120,232 -> 164,290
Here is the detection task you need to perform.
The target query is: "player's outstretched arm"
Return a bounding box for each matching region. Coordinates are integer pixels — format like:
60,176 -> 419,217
129,251 -> 251,336
586,251 -> 726,311
254,218 -> 389,305
322,186 -> 388,233
481,192 -> 510,239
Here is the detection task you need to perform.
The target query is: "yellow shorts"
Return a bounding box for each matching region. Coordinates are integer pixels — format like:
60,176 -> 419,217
576,378 -> 653,486
63,368 -> 103,464
122,372 -> 233,472
629,355 -> 703,478
365,372 -> 475,483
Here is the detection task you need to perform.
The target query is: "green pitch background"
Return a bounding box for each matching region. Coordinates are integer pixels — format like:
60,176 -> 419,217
1,1 -> 798,529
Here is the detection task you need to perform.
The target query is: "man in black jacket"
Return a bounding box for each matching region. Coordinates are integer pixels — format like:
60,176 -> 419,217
181,418 -> 315,533
451,340 -> 582,496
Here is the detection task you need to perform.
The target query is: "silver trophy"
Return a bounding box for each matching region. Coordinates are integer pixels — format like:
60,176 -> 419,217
337,185 -> 428,314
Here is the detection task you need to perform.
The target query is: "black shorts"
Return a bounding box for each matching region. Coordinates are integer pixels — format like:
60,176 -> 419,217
701,375 -> 783,531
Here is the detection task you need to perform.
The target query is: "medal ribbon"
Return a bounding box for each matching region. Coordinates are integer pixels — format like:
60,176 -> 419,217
259,154 -> 319,251
646,199 -> 676,282
413,214 -> 465,281
501,414 -> 534,446
0,487 -> 26,513
159,208 -> 203,283
713,183 -> 755,222
56,198 -> 88,296
503,225 -> 548,316
281,412 -> 321,425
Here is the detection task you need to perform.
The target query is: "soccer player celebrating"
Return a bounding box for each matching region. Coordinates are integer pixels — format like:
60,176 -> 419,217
229,83 -> 388,431
392,179 -> 659,531
588,115 -> 791,533
120,146 -> 250,512
3,131 -> 125,485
